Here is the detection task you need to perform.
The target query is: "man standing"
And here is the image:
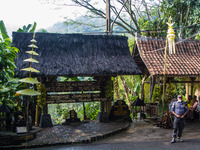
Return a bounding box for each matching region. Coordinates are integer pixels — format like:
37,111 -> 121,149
171,95 -> 187,143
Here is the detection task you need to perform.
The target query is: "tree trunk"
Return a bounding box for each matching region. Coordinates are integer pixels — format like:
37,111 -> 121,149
120,76 -> 131,107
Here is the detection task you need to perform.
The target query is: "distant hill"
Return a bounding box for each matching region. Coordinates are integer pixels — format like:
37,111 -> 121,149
46,16 -> 125,34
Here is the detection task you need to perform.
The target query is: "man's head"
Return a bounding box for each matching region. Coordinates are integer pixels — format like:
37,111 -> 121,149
177,95 -> 182,101
193,95 -> 197,100
188,95 -> 192,100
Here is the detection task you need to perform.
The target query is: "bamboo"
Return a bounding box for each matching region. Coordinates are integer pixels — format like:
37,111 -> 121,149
162,39 -> 168,115
35,105 -> 39,126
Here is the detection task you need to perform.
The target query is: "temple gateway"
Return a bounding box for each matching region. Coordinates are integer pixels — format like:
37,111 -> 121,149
13,32 -> 141,126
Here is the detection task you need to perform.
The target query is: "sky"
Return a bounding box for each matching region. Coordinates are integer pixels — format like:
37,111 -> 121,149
0,0 -> 89,36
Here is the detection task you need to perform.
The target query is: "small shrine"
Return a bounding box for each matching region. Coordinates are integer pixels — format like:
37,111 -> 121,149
109,100 -> 131,122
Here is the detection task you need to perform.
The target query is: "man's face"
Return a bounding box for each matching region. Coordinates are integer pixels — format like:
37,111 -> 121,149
178,96 -> 182,101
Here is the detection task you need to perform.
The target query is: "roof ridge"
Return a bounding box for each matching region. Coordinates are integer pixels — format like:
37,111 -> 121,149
136,34 -> 200,43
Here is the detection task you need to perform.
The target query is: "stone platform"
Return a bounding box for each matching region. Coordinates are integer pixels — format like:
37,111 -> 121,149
0,121 -> 131,149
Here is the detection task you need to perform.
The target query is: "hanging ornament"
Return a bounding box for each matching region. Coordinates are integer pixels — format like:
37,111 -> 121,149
166,16 -> 175,54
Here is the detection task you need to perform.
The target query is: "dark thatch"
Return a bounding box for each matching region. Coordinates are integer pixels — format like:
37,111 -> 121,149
13,32 -> 141,77
131,97 -> 145,106
0,103 -> 11,113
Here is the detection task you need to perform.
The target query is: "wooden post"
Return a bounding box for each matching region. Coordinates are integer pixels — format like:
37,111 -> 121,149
150,75 -> 155,101
106,0 -> 111,35
35,105 -> 39,126
104,77 -> 113,115
185,77 -> 189,100
141,75 -> 148,101
190,77 -> 196,97
162,39 -> 168,114
83,102 -> 87,120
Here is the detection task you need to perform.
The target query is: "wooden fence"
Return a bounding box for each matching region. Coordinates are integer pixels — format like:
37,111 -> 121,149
145,103 -> 159,117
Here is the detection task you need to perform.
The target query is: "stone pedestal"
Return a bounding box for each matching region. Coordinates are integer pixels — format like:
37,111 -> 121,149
39,114 -> 53,128
97,112 -> 109,123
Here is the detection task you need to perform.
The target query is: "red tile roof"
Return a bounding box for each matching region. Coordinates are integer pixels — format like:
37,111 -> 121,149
135,36 -> 200,77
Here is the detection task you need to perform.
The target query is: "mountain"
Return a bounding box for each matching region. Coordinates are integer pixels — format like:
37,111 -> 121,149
45,16 -> 125,34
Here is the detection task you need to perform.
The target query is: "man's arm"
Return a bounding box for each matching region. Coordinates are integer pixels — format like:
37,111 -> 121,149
172,111 -> 180,118
180,105 -> 188,118
192,101 -> 198,110
171,102 -> 180,118
180,111 -> 187,118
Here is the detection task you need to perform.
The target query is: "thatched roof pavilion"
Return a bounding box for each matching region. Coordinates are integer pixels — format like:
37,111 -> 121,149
12,32 -> 141,77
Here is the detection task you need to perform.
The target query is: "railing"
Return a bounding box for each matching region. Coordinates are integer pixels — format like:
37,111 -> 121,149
145,103 -> 159,117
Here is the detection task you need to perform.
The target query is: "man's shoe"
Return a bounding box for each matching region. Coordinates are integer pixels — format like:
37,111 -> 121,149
171,138 -> 176,143
178,137 -> 183,142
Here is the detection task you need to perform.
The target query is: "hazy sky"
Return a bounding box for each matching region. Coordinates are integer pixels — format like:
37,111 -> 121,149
0,0 -> 88,36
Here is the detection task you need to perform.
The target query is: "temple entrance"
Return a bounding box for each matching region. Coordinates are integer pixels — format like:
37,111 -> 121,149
35,76 -> 113,126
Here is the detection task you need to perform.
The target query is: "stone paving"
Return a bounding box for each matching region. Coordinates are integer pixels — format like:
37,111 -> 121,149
0,121 -> 130,149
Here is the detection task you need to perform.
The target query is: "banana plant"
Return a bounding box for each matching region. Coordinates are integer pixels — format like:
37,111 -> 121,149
17,22 -> 37,33
0,20 -> 19,107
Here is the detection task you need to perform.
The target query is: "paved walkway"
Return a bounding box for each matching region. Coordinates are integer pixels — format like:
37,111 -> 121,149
1,119 -> 200,150
0,121 -> 130,149
24,119 -> 200,150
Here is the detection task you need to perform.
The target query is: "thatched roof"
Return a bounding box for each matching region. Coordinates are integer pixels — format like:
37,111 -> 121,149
13,32 -> 141,77
0,103 -> 11,113
134,35 -> 200,77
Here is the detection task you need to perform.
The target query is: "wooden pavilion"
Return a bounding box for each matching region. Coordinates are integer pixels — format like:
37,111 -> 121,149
133,34 -> 200,101
12,32 -> 142,124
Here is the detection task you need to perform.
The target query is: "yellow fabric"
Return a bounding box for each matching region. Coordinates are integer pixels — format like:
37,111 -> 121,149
187,101 -> 193,108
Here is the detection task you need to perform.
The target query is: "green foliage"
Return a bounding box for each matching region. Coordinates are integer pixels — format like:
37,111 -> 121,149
160,0 -> 200,38
165,83 -> 176,102
151,84 -> 161,102
37,28 -> 48,33
37,83 -> 46,113
0,20 -> 9,40
0,20 -> 20,106
0,78 -> 22,107
83,102 -> 100,120
152,82 -> 185,103
0,21 -> 19,85
115,75 -> 141,103
173,78 -> 186,96
104,78 -> 114,100
144,81 -> 150,102
48,102 -> 100,124
57,76 -> 94,82
17,22 -> 37,33
128,37 -> 135,55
